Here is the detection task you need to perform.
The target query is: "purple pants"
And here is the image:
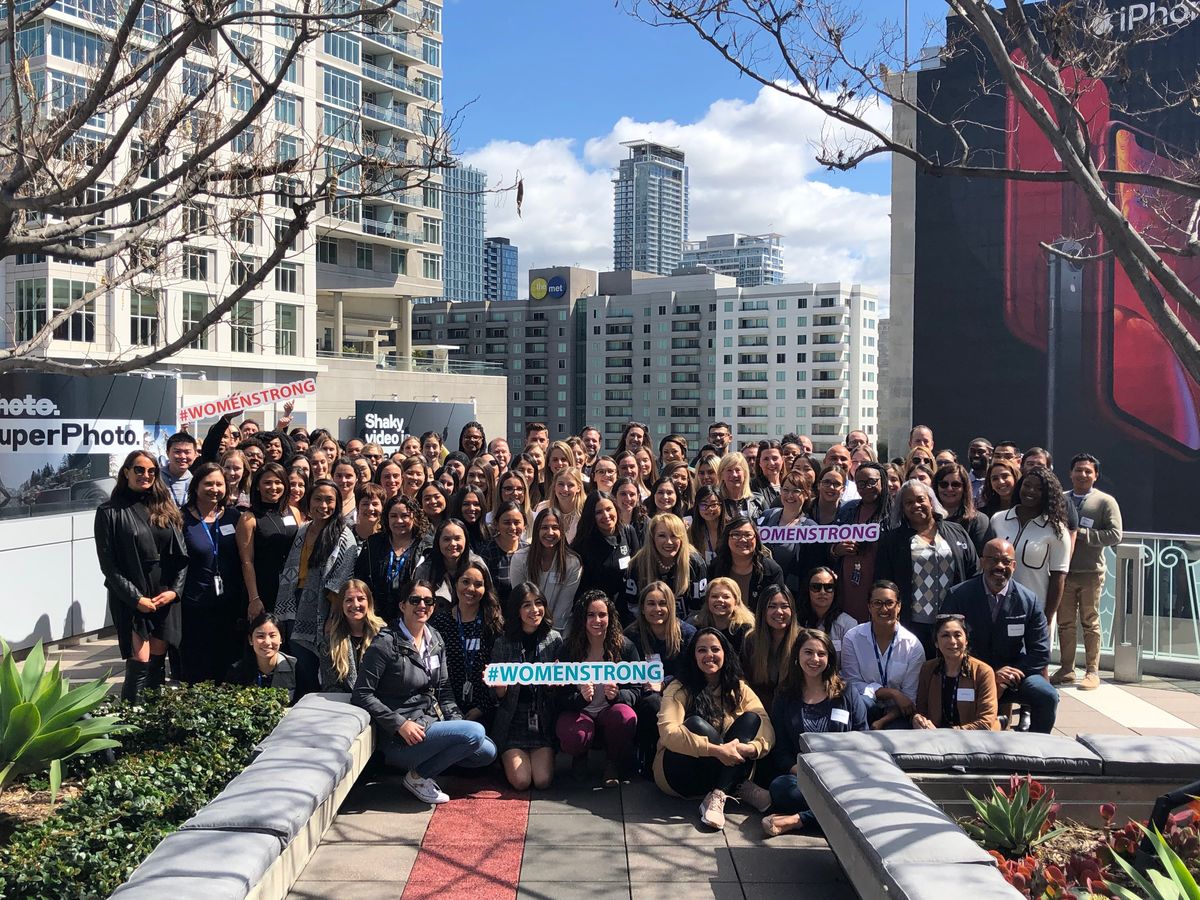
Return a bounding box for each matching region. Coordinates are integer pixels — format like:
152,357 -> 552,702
556,703 -> 637,762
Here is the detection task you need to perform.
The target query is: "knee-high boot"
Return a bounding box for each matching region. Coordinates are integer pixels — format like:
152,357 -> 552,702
146,654 -> 167,690
121,659 -> 150,703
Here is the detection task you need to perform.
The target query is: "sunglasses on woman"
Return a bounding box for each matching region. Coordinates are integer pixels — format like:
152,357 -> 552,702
809,583 -> 835,593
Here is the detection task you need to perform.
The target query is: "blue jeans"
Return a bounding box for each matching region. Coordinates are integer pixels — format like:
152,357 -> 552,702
1006,673 -> 1059,734
383,720 -> 497,778
769,774 -> 808,814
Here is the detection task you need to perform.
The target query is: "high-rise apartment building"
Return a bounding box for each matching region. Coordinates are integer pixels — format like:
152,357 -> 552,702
484,237 -> 518,301
439,165 -> 486,302
2,0 -> 446,384
681,233 -> 785,287
612,141 -> 689,276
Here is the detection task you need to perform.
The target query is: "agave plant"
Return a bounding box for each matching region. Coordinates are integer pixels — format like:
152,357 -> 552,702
1106,823 -> 1200,900
964,777 -> 1067,859
0,640 -> 132,801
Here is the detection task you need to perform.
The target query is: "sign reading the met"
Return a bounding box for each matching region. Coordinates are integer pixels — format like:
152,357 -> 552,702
355,400 -> 476,455
0,374 -> 177,518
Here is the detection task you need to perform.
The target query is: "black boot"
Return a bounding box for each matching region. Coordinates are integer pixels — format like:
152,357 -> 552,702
121,659 -> 149,703
146,654 -> 167,691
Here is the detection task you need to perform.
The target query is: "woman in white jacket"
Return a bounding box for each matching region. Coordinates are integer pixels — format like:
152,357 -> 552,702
509,507 -> 582,636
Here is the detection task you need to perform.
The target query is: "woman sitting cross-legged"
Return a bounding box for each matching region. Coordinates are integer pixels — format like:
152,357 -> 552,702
653,627 -> 775,831
762,628 -> 868,837
352,579 -> 498,805
489,582 -> 564,790
911,613 -> 1000,731
555,590 -> 643,786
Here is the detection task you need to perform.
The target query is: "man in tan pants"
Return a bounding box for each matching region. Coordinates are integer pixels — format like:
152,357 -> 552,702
1053,453 -> 1123,691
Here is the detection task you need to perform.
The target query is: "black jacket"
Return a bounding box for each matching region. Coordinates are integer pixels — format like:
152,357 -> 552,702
705,556 -> 785,613
353,625 -> 462,748
94,494 -> 188,657
875,519 -> 979,626
556,636 -> 644,714
353,532 -> 430,623
226,653 -> 298,705
573,525 -> 638,604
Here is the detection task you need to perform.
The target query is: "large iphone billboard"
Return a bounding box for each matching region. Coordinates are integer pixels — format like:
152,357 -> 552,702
912,6 -> 1200,532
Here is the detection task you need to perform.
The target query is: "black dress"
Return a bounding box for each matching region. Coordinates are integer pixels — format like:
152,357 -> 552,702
181,506 -> 243,683
253,509 -> 299,613
94,492 -> 188,658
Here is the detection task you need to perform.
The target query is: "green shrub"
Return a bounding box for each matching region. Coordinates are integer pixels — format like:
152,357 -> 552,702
0,683 -> 287,900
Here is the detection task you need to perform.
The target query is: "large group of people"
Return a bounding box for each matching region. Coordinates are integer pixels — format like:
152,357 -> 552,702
93,413 -> 1123,831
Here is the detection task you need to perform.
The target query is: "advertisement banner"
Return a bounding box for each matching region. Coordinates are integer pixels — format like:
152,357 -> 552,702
911,9 -> 1200,532
0,374 -> 177,519
179,377 -> 316,424
355,400 -> 477,455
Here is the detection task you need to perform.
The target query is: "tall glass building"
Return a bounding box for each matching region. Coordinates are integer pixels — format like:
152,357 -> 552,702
682,233 -> 785,287
484,237 -> 518,301
612,141 -> 688,275
441,165 -> 487,301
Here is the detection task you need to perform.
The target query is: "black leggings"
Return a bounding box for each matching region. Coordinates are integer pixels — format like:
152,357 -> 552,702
635,691 -> 663,769
661,711 -> 761,798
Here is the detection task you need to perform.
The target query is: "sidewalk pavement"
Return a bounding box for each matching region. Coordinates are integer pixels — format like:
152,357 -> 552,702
49,638 -> 1200,899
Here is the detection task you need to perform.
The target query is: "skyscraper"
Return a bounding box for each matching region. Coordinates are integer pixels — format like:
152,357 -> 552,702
682,233 -> 785,287
440,165 -> 487,302
484,237 -> 518,301
612,140 -> 688,275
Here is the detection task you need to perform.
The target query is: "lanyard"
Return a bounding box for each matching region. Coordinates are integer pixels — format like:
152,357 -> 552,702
203,517 -> 220,565
387,543 -> 412,588
456,609 -> 480,675
872,633 -> 896,685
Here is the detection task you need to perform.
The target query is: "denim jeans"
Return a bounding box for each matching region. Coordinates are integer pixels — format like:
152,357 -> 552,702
383,719 -> 498,778
768,774 -> 808,814
1004,673 -> 1059,734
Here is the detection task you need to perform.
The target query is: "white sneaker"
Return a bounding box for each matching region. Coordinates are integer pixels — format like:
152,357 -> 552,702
699,789 -> 727,830
403,770 -> 449,805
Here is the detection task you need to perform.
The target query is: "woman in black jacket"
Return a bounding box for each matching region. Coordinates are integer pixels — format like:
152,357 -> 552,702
572,490 -> 638,603
226,612 -> 298,705
555,590 -> 643,784
94,450 -> 188,701
933,463 -> 988,554
489,582 -> 564,790
876,480 -> 979,654
352,579 -> 498,805
706,516 -> 784,614
354,495 -> 430,624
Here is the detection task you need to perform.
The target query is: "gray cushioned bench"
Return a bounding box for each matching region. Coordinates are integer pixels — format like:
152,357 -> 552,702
1076,733 -> 1200,780
110,693 -> 376,900
794,750 -> 1021,899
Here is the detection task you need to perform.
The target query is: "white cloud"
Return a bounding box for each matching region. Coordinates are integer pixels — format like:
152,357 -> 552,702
460,84 -> 891,303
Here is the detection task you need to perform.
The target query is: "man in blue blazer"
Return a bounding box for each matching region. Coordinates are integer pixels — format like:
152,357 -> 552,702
942,538 -> 1059,733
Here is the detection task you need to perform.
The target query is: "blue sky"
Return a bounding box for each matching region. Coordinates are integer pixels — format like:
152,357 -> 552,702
441,0 -> 952,297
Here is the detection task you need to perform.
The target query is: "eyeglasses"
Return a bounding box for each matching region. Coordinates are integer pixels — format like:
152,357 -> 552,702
819,479 -> 844,488
365,453 -> 383,461
939,481 -> 965,489
405,595 -> 434,607
809,583 -> 835,593
731,532 -> 757,543
132,465 -> 159,476
869,599 -> 900,610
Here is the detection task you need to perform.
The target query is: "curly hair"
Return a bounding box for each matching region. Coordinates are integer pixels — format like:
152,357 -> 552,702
1015,465 -> 1068,538
382,493 -> 429,544
563,590 -> 625,663
675,627 -> 747,730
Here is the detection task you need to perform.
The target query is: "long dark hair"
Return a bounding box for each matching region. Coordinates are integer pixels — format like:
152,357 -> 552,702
780,628 -> 845,698
933,462 -> 976,521
112,450 -> 182,528
796,566 -> 845,633
308,478 -> 349,569
527,507 -> 572,581
648,475 -> 687,518
428,517 -> 471,585
571,489 -> 619,553
711,515 -> 768,582
185,460 -> 226,510
687,485 -> 727,552
503,581 -> 551,642
676,627 -> 745,729
453,561 -> 503,636
1015,465 -> 1068,538
449,485 -> 491,546
458,421 -> 486,458
250,462 -> 290,516
613,476 -> 648,527
852,462 -> 892,525
564,590 -> 624,662
382,493 -> 428,543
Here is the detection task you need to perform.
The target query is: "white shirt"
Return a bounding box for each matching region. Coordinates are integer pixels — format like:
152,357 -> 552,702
839,621 -> 924,708
988,508 -> 1071,606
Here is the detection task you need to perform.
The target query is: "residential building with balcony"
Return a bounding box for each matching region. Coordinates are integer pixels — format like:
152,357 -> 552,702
613,141 -> 689,276
681,233 -> 785,287
440,165 -> 486,302
484,236 -> 518,301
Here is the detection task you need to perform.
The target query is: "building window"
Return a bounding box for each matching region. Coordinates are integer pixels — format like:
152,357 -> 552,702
421,36 -> 440,66
276,135 -> 298,162
322,67 -> 360,111
51,278 -> 96,342
130,290 -> 159,346
274,46 -> 299,83
230,75 -> 254,110
422,253 -> 441,280
274,261 -> 300,293
317,237 -> 338,264
275,303 -> 298,355
231,299 -> 256,352
231,253 -> 254,286
355,243 -> 373,270
14,278 -> 47,342
184,202 -> 210,234
323,31 -> 359,64
232,214 -> 255,244
390,248 -> 406,274
274,92 -> 298,125
184,247 -> 210,281
182,292 -> 209,349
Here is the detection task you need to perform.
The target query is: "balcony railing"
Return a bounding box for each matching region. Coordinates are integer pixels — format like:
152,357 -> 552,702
361,101 -> 422,132
318,349 -> 504,376
360,28 -> 420,58
359,61 -> 421,94
360,218 -> 423,242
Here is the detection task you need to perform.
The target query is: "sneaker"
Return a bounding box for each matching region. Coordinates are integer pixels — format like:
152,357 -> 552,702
1079,670 -> 1101,691
737,780 -> 772,813
1050,668 -> 1076,685
403,770 -> 450,805
699,789 -> 727,830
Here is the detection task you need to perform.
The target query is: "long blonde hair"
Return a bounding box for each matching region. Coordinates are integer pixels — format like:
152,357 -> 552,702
717,452 -> 752,501
549,466 -> 586,521
327,579 -> 386,683
632,513 -> 695,600
635,580 -> 683,660
695,576 -> 755,632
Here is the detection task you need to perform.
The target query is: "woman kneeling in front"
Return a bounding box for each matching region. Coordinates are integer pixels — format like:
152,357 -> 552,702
911,613 -> 999,731
763,628 -> 867,837
654,627 -> 774,830
353,579 -> 498,805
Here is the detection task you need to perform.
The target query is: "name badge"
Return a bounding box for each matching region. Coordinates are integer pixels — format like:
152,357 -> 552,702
618,554 -> 631,571
1007,623 -> 1025,637
957,688 -> 976,702
464,637 -> 481,652
282,515 -> 297,527
428,656 -> 440,672
832,640 -> 842,653
219,524 -> 236,536
582,474 -> 590,483
863,682 -> 880,700
213,574 -> 224,596
830,707 -> 850,725
647,653 -> 662,666
1080,516 -> 1095,528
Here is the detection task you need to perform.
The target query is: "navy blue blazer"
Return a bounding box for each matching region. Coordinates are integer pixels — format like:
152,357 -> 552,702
941,575 -> 1050,676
